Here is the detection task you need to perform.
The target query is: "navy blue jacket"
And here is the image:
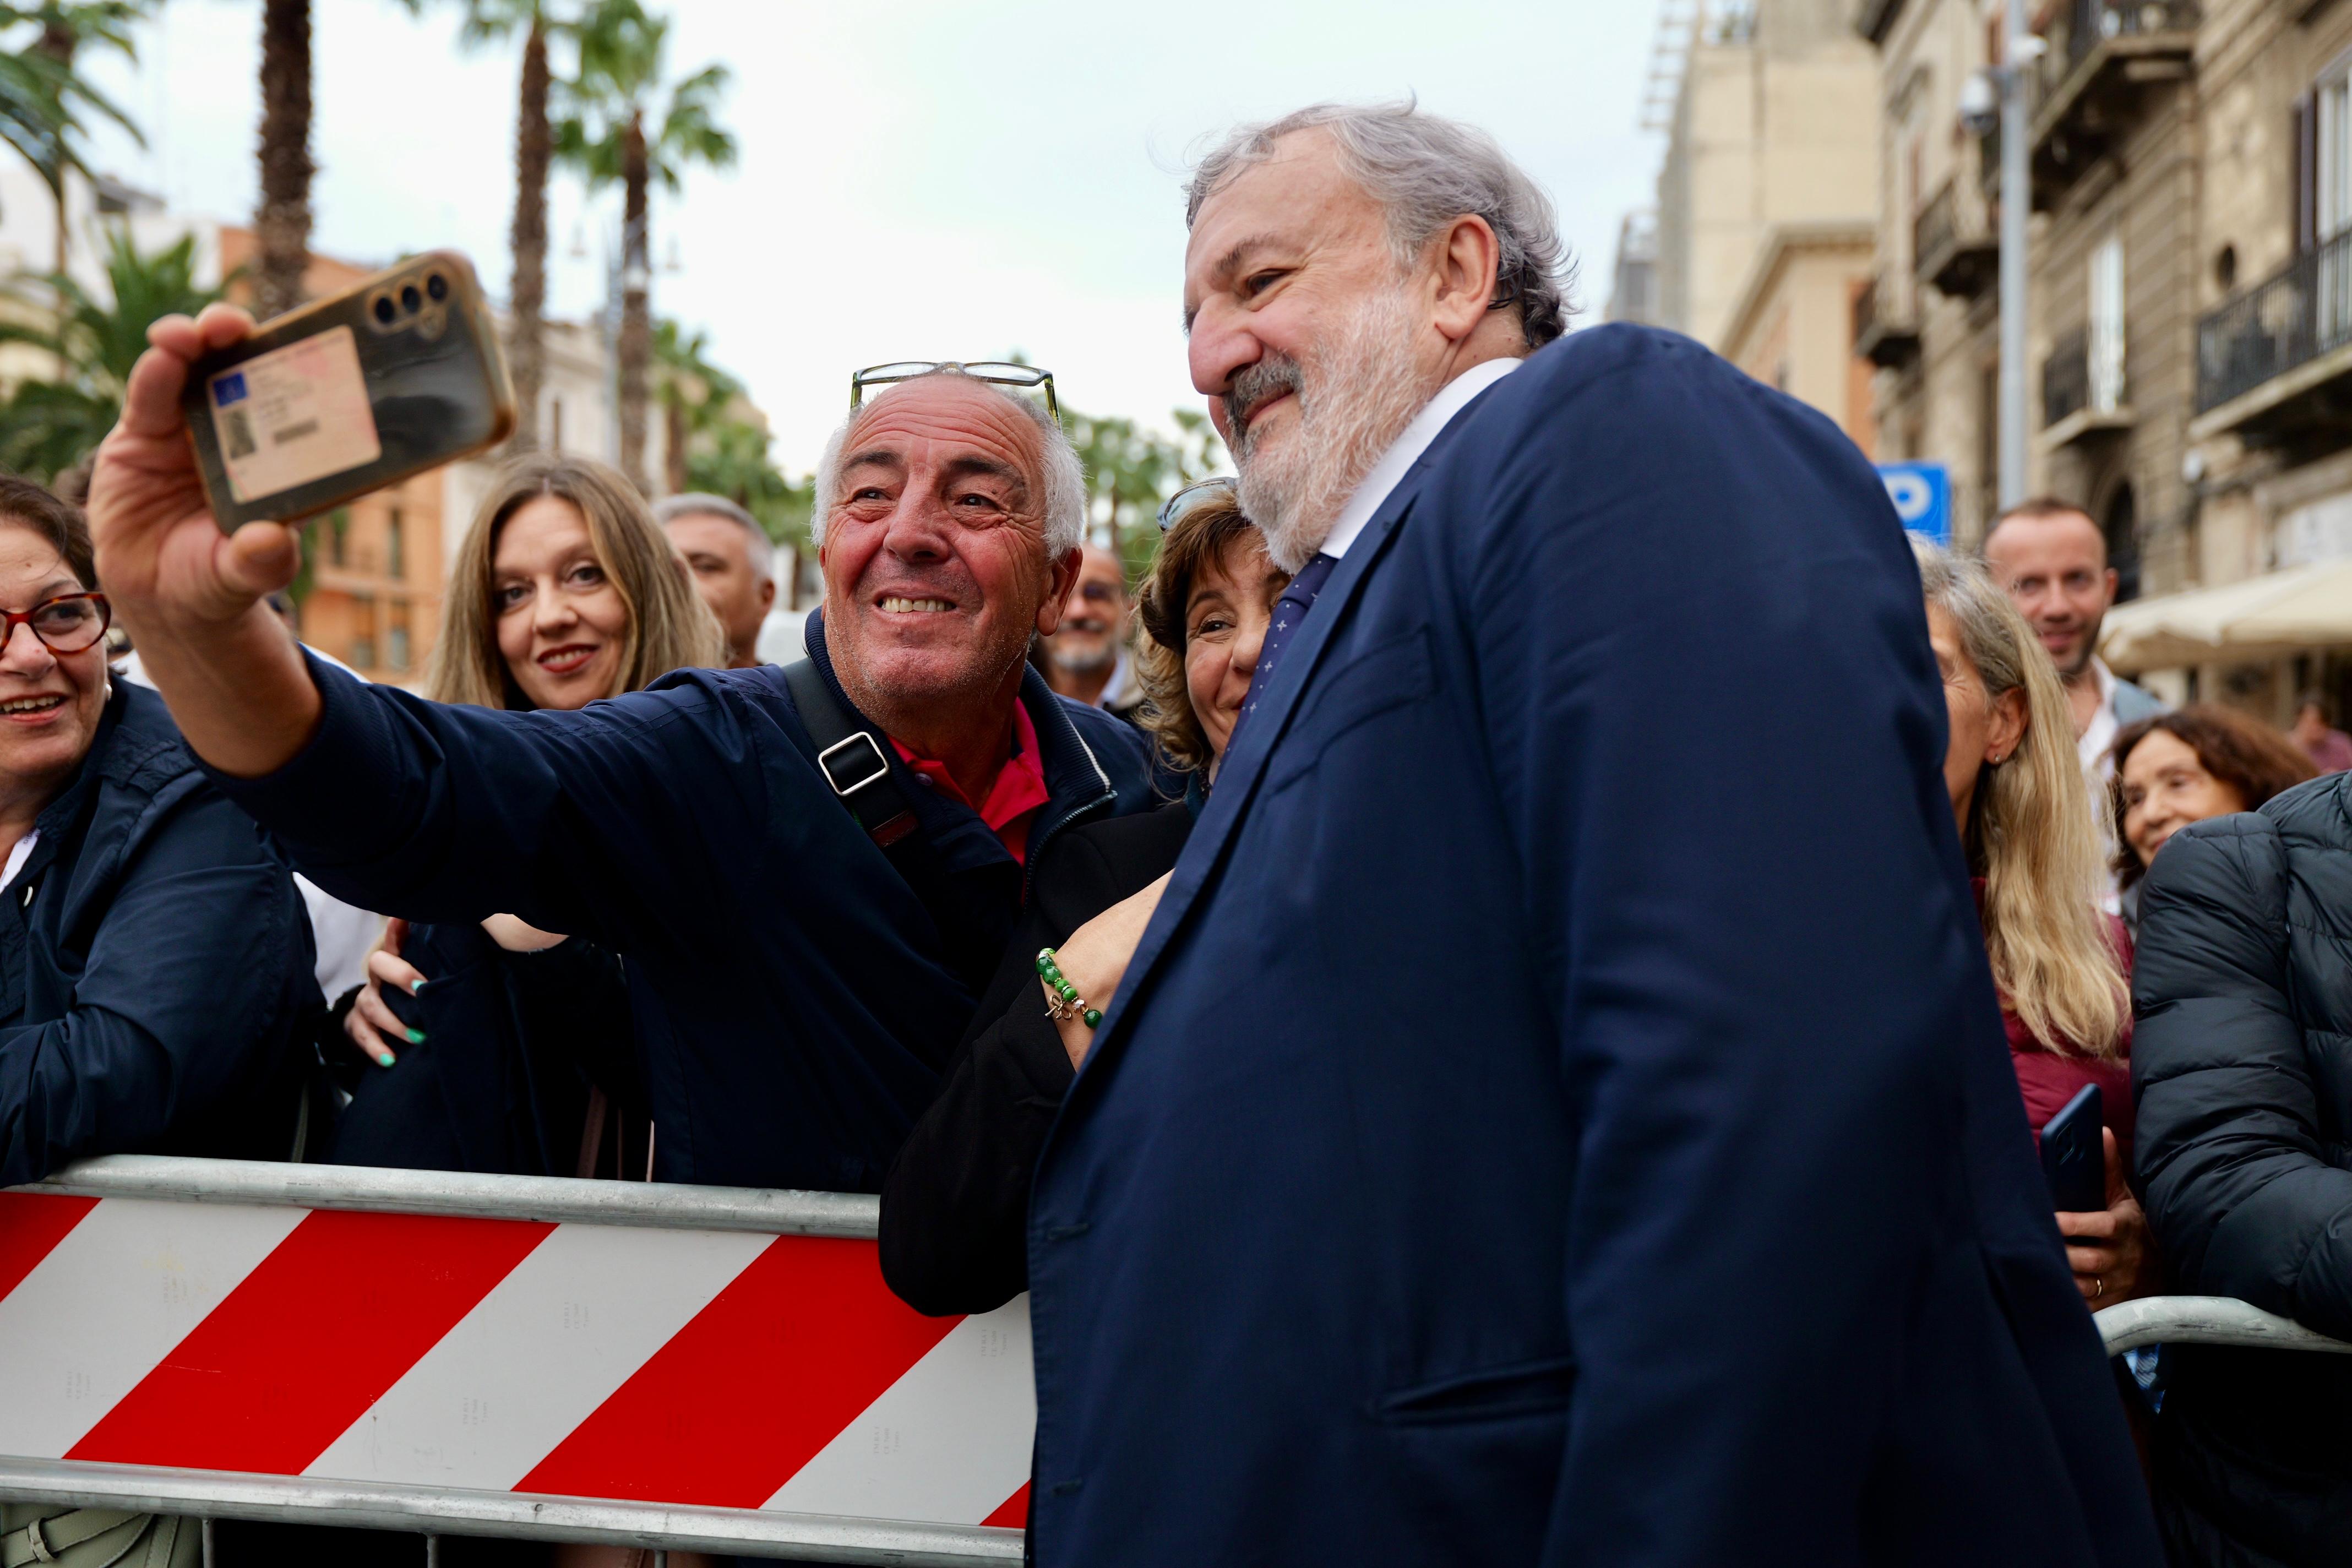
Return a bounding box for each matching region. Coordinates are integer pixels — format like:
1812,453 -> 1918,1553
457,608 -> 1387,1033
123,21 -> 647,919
327,924 -> 628,1178
209,616 -> 1152,1191
0,682 -> 318,1183
1026,328 -> 2162,1566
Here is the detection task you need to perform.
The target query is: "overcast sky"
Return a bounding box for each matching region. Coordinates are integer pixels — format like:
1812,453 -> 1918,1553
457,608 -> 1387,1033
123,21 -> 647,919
80,0 -> 1664,472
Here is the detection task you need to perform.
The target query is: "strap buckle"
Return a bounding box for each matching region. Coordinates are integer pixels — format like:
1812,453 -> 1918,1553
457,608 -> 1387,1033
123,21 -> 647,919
816,731 -> 893,799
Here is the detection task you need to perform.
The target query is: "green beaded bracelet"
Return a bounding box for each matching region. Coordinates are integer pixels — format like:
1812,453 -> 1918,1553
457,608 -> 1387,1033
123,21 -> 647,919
1036,947 -> 1104,1030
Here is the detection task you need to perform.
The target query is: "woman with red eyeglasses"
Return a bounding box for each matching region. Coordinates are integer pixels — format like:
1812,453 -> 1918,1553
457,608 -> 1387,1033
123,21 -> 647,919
0,476 -> 319,1567
0,472 -> 317,1199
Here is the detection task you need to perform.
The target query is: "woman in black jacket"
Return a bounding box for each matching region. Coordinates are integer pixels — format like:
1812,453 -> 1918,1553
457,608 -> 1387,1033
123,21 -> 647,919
328,453 -> 722,1179
0,475 -> 318,1568
2133,770 -> 2352,1565
881,481 -> 1287,1314
0,475 -> 315,1182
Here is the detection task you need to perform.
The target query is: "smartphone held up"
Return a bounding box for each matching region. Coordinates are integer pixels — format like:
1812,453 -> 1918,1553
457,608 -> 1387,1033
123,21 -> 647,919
181,251 -> 516,530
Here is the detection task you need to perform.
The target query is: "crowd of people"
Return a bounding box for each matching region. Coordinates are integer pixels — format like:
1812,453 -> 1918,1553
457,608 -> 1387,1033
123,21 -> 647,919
0,97 -> 2348,1567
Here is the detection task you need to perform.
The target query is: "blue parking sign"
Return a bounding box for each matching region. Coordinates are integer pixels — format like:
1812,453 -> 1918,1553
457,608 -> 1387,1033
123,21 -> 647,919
1877,461 -> 1951,546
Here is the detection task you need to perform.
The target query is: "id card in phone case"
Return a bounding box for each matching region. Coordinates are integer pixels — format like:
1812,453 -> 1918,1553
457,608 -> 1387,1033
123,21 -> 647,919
205,325 -> 383,504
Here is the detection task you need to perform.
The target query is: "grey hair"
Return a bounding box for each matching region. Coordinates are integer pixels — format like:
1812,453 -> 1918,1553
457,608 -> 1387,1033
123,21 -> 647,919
1185,99 -> 1576,348
810,369 -> 1086,556
655,492 -> 774,585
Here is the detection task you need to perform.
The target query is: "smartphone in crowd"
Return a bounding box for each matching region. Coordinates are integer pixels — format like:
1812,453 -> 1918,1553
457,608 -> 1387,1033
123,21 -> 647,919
2040,1082 -> 2105,1215
181,250 -> 515,529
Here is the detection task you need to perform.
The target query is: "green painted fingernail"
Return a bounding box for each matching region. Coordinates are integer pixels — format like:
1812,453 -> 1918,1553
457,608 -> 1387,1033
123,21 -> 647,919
405,1028 -> 425,1044
375,1051 -> 395,1068
410,980 -> 424,995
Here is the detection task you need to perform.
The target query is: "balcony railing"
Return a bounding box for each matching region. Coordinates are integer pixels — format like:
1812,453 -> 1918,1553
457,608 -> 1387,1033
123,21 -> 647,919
2028,1 -> 2197,202
1854,272 -> 1921,369
2196,227 -> 2352,416
1914,188 -> 1955,284
2058,0 -> 2198,79
1914,178 -> 1999,299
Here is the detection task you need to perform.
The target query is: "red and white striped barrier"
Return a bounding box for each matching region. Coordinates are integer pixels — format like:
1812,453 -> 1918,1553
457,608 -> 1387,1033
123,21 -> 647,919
0,1158 -> 1031,1563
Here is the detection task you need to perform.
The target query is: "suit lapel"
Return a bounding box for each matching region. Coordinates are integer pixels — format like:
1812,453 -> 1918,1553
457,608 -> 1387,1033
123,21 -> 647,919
1082,467 -> 1429,1061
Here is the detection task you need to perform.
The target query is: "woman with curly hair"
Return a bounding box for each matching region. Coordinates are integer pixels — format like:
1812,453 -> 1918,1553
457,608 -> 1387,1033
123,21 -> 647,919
2110,704 -> 2315,906
882,478 -> 1287,1315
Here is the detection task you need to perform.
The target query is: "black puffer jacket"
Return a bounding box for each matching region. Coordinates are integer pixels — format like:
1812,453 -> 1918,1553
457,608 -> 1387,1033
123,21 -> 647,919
2133,772 -> 2352,1566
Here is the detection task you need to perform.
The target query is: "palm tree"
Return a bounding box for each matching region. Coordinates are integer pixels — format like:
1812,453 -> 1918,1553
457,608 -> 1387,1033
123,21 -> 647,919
253,0 -> 313,321
0,228 -> 232,481
13,3 -> 148,276
405,0 -> 572,451
652,315 -> 738,493
554,0 -> 733,493
0,3 -> 144,279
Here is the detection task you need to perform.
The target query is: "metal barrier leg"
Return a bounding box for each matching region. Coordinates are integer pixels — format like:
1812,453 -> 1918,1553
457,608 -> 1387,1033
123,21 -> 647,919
425,1534 -> 440,1568
200,1519 -> 215,1568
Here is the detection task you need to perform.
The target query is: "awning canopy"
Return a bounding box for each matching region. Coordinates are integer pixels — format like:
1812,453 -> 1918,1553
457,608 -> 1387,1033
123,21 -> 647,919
2099,559 -> 2352,673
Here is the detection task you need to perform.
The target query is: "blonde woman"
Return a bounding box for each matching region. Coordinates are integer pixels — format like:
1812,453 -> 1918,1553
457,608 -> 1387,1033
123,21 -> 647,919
331,453 -> 721,1180
1916,539 -> 2148,1306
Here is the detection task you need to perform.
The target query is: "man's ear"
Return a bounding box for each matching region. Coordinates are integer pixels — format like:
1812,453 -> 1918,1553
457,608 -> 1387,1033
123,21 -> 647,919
1037,547 -> 1083,636
1428,214 -> 1504,344
757,575 -> 777,614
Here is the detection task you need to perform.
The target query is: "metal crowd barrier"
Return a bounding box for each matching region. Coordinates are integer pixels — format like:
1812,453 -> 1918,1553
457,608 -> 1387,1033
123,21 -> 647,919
2095,1295 -> 2352,1358
0,1156 -> 1032,1565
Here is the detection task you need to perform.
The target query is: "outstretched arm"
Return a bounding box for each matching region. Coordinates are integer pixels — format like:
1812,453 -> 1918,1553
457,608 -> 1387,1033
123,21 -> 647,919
87,304 -> 322,778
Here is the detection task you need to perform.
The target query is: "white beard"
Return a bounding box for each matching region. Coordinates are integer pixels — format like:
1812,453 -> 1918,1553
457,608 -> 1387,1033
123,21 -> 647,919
1233,284 -> 1431,574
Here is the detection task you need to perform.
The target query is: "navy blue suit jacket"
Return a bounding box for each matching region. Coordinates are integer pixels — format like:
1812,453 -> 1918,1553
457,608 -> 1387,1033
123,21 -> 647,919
210,617 -> 1152,1191
1025,328 -> 2162,1565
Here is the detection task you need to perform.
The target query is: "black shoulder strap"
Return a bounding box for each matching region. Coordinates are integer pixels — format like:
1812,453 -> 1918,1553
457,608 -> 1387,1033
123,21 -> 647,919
781,658 -> 922,850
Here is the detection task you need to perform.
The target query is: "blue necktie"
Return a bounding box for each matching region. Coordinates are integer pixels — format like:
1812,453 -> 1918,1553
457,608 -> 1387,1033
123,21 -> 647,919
1233,551 -> 1337,744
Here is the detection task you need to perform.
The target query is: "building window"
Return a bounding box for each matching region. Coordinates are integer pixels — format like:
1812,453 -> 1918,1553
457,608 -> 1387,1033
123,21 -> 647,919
2088,233 -> 2126,412
386,508 -> 405,580
328,509 -> 350,568
388,600 -> 411,671
2320,66 -> 2350,243
350,636 -> 375,669
551,396 -> 564,455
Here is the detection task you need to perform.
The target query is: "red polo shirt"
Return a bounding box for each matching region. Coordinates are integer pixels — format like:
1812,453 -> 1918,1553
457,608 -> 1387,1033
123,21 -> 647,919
889,701 -> 1052,863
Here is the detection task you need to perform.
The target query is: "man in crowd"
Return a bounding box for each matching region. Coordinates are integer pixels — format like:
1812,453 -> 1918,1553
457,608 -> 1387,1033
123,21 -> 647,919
2292,689 -> 2352,775
658,491 -> 776,669
83,341 -> 1151,1193
1022,102 -> 2160,1565
1984,497 -> 2164,788
1036,542 -> 1144,720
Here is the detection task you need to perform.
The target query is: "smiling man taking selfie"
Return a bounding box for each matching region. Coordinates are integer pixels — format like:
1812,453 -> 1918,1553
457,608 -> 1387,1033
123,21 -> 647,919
84,333 -> 1150,1193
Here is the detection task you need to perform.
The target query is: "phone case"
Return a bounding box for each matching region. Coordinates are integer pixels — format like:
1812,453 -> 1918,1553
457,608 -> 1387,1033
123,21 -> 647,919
182,250 -> 516,529
2039,1082 -> 2105,1214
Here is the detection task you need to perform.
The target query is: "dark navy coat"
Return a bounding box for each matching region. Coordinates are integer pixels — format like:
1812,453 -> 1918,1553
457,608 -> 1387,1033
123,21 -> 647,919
1026,328 -> 2162,1565
0,681 -> 317,1183
326,923 -> 628,1178
209,617 -> 1152,1191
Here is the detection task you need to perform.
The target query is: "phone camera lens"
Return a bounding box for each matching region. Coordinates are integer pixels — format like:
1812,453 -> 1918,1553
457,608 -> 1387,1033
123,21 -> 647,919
426,273 -> 448,302
400,284 -> 421,314
372,296 -> 396,325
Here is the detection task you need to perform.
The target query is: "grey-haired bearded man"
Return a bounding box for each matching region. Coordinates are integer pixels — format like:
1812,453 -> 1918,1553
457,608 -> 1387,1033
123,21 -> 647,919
1020,100 -> 2162,1568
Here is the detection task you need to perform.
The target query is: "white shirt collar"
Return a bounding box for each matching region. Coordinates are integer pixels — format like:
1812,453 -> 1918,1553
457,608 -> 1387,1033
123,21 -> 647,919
1321,357 -> 1523,559
2078,655 -> 2121,779
1097,646 -> 1136,710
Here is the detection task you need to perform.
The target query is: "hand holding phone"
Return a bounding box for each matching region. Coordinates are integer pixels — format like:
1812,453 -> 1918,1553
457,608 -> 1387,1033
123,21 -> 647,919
181,251 -> 515,527
2040,1084 -> 2105,1217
